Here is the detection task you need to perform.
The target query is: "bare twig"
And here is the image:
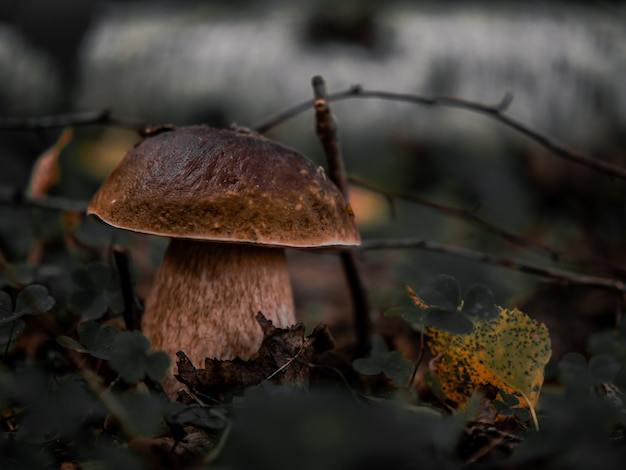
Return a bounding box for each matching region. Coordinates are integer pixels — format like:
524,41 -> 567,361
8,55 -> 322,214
359,238 -> 626,294
311,75 -> 371,356
253,86 -> 626,182
0,186 -> 88,212
349,175 -> 626,279
0,110 -> 147,131
312,76 -> 349,198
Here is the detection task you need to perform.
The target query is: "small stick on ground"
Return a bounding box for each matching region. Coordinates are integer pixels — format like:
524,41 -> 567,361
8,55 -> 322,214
311,75 -> 371,356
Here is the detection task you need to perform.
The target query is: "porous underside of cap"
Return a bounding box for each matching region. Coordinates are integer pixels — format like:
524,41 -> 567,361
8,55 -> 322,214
88,126 -> 360,247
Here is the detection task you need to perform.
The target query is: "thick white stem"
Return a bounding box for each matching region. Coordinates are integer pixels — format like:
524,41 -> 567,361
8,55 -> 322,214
141,239 -> 295,392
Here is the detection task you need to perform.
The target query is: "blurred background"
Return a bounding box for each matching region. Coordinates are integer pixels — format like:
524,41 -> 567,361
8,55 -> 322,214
1,0 -> 625,356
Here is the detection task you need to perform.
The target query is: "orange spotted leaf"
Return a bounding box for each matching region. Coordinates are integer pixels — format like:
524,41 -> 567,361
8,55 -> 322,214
427,307 -> 551,421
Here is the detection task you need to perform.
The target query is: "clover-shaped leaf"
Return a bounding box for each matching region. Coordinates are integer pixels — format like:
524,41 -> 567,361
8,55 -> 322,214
103,388 -> 165,437
461,284 -> 499,320
418,274 -> 461,311
57,320 -> 120,360
493,390 -> 532,422
403,275 -> 499,335
558,353 -> 621,391
1,285 -> 55,352
0,285 -> 55,323
353,334 -> 414,386
426,309 -> 473,335
108,331 -> 171,384
68,262 -> 124,319
383,306 -> 426,326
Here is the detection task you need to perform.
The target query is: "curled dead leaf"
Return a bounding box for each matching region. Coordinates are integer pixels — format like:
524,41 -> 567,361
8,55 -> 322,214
175,313 -> 334,400
28,127 -> 72,197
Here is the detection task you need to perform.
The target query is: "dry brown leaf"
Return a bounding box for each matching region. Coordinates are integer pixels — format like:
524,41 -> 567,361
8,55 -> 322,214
27,127 -> 73,197
175,313 -> 334,400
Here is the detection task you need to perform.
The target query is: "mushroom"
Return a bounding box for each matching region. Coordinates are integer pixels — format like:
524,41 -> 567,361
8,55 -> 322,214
87,125 -> 360,392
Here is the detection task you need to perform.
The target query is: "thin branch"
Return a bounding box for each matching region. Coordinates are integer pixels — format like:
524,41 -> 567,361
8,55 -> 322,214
253,86 -> 626,182
0,110 -> 147,131
349,175 -> 626,279
359,238 -> 626,294
312,76 -> 349,198
311,75 -> 371,356
0,187 -> 88,212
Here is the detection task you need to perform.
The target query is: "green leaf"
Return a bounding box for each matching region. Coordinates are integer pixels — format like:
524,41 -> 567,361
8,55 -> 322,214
144,350 -> 172,382
79,321 -> 120,360
493,391 -> 531,421
87,262 -> 112,289
0,262 -> 35,288
107,290 -> 125,314
56,335 -> 89,353
383,306 -> 415,318
353,357 -> 384,376
104,388 -> 165,437
0,319 -> 26,352
370,333 -> 389,355
462,284 -> 498,320
0,286 -> 55,352
512,406 -> 532,422
492,399 -> 514,416
588,354 -> 621,385
499,390 -> 521,407
402,309 -> 427,325
425,308 -> 473,334
0,290 -> 12,318
71,266 -> 96,291
15,285 -> 55,316
0,285 -> 55,324
56,321 -> 119,360
558,353 -> 591,389
384,351 -> 416,385
108,331 -> 170,384
403,276 -> 498,334
353,334 -> 414,386
417,275 -> 460,311
68,262 -> 123,319
68,291 -> 109,319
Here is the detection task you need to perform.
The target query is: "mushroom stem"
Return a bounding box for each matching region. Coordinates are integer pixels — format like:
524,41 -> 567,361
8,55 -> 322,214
141,239 -> 295,392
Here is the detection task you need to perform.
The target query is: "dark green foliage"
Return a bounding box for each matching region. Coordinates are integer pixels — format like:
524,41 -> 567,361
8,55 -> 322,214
107,331 -> 171,384
0,262 -> 35,289
386,275 -> 499,334
0,285 -> 55,353
558,352 -> 621,391
352,333 -> 414,385
220,385 -> 464,470
57,320 -> 120,359
492,390 -> 532,422
68,262 -> 124,319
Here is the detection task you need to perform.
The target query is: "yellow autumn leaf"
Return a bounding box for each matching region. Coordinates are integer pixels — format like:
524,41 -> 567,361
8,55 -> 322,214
427,307 -> 551,425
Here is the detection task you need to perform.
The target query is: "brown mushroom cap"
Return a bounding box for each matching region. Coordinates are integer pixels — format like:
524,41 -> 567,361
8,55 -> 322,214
88,126 -> 360,247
